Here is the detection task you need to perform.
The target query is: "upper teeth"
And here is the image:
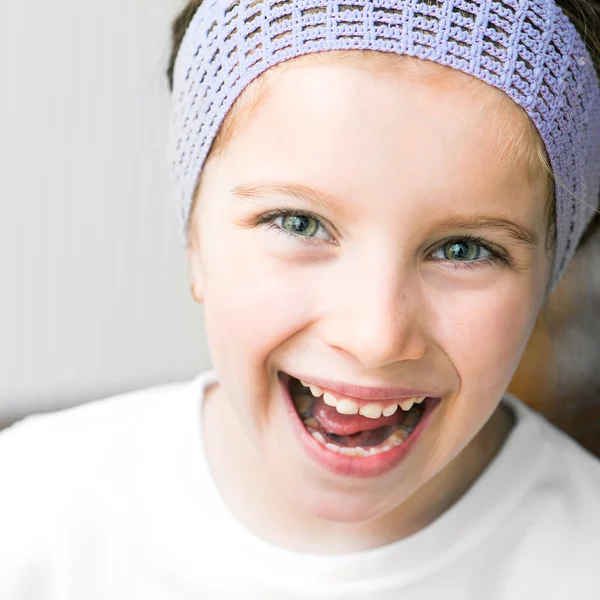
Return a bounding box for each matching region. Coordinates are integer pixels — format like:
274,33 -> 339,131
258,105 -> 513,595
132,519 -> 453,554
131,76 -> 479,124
300,380 -> 426,418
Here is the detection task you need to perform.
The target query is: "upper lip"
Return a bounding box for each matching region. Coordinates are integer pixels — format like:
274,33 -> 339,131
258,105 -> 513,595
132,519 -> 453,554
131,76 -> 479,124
284,372 -> 442,401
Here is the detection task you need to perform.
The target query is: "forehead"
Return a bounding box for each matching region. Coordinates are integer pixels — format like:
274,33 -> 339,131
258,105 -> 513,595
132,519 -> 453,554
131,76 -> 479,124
214,55 -> 546,209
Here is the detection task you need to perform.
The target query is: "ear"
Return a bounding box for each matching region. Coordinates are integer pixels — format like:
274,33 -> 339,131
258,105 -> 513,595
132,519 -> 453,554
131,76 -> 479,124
187,245 -> 205,304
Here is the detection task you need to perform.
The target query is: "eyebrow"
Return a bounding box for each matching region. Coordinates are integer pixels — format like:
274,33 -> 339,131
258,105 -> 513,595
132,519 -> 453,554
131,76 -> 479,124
231,183 -> 539,247
432,215 -> 539,247
231,183 -> 344,213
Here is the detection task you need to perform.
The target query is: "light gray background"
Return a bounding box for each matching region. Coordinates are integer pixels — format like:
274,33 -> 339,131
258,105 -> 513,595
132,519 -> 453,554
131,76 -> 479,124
0,0 -> 211,423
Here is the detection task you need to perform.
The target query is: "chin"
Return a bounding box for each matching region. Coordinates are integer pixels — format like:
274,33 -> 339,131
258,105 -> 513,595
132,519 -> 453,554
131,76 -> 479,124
272,457 -> 402,525
304,495 -> 390,524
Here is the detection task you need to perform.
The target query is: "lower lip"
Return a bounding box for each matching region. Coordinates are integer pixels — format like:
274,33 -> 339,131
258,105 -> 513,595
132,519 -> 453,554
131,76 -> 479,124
279,372 -> 441,478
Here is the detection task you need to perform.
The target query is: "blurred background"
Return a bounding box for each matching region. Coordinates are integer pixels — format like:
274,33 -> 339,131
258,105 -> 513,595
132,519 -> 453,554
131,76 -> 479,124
0,0 -> 598,456
0,0 -> 210,426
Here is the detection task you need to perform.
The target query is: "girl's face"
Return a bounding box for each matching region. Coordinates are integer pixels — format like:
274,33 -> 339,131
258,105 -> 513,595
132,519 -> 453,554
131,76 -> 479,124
189,57 -> 552,529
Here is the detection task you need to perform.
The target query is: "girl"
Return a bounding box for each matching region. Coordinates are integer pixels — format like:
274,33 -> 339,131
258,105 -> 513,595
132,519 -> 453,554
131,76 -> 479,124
2,0 -> 600,597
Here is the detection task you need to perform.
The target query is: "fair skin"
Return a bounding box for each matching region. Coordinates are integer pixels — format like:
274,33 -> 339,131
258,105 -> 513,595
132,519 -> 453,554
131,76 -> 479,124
188,56 -> 552,553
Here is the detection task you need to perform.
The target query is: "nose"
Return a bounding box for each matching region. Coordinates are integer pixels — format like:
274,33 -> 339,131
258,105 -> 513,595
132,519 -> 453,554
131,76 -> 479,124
317,263 -> 427,370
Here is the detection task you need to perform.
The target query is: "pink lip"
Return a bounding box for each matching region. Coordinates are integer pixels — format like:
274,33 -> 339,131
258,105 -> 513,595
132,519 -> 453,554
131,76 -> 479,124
279,372 -> 441,478
288,372 -> 442,401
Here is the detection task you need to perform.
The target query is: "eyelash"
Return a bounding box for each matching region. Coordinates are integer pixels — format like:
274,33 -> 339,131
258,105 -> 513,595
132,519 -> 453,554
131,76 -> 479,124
257,208 -> 513,270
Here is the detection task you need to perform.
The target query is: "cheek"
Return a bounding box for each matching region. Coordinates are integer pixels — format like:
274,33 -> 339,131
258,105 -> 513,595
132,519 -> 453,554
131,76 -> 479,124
434,285 -> 538,393
201,230 -> 318,369
424,284 -> 539,463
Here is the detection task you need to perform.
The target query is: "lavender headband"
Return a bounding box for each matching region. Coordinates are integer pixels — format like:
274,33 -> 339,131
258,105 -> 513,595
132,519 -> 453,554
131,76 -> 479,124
170,0 -> 600,289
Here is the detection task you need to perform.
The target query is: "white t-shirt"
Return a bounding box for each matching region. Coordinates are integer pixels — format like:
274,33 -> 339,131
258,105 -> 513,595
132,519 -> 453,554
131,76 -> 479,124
1,369 -> 600,599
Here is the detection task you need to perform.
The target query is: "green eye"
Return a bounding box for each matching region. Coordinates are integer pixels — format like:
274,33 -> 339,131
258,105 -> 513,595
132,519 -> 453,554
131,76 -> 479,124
260,208 -> 333,244
442,240 -> 486,261
281,214 -> 319,237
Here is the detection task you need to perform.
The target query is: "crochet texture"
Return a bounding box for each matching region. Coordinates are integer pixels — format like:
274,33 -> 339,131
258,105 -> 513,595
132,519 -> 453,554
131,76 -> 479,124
170,0 -> 600,289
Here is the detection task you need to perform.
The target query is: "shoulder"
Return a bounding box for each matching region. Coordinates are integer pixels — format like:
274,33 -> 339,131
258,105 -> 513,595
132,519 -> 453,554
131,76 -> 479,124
505,393 -> 600,500
0,373 -> 213,597
0,377 -> 200,467
0,372 -> 210,519
502,394 -> 600,589
535,412 -> 600,521
508,394 -> 600,486
504,392 -> 600,468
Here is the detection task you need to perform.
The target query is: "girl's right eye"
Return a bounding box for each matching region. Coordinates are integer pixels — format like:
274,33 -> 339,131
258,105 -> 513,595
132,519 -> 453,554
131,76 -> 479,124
260,209 -> 333,243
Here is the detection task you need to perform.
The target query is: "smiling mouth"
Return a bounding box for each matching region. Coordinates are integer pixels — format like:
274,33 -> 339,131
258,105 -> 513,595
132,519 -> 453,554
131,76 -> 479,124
287,375 -> 428,457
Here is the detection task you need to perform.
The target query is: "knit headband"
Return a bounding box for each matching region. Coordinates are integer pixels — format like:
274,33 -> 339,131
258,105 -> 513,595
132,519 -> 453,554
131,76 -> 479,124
170,0 -> 600,289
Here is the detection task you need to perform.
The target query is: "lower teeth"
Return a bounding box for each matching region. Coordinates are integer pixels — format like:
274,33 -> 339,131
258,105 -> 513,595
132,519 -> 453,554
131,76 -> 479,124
309,426 -> 410,456
303,409 -> 422,457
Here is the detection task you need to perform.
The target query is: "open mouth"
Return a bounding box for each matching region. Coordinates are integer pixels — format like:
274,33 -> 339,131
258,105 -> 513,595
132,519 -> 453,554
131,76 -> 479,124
286,375 -> 430,458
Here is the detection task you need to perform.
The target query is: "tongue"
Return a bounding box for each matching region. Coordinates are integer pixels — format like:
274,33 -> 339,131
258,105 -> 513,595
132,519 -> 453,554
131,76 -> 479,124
313,397 -> 408,436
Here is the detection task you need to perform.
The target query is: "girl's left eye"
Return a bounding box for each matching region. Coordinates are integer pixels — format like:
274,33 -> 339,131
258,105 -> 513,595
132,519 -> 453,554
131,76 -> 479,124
260,209 -> 333,242
430,236 -> 508,269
